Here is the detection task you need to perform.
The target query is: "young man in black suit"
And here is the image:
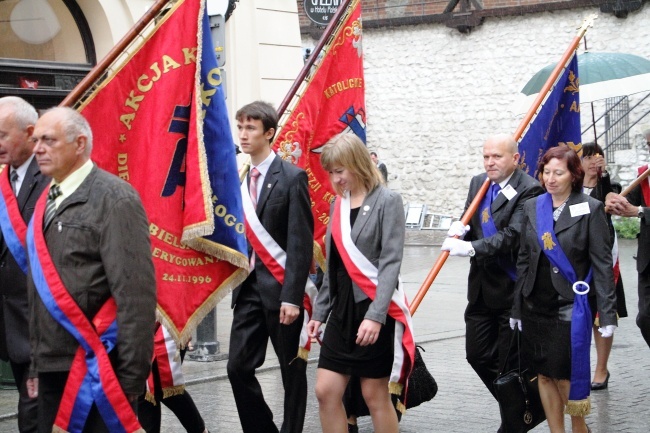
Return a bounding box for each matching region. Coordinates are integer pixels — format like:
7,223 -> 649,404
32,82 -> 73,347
227,101 -> 313,433
0,96 -> 47,433
441,134 -> 543,433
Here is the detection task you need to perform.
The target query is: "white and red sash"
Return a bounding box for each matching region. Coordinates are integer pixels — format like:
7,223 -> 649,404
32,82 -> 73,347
0,167 -> 28,274
241,179 -> 317,359
330,193 -> 415,412
145,324 -> 185,404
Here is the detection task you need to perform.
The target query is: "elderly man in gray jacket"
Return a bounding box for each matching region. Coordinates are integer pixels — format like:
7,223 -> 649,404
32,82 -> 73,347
26,107 -> 156,432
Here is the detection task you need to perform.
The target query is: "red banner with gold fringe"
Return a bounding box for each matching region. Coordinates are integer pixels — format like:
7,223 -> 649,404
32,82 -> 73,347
274,0 -> 365,267
77,0 -> 248,344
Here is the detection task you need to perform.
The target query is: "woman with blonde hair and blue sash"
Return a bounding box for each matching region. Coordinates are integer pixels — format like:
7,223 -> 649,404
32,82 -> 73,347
510,146 -> 617,433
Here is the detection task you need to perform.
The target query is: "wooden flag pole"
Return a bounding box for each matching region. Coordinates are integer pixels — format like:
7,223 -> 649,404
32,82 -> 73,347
620,167 -> 650,197
409,14 -> 598,316
60,0 -> 171,107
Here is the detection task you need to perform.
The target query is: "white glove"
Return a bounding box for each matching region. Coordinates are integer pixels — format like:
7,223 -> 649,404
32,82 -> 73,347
447,221 -> 470,238
598,324 -> 617,338
441,238 -> 473,257
509,318 -> 522,331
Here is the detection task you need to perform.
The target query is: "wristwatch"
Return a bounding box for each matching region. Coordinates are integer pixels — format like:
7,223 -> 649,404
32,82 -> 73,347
639,206 -> 645,218
468,246 -> 476,257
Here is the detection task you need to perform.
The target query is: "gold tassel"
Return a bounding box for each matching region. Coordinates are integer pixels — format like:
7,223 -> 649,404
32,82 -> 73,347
388,381 -> 403,395
395,399 -> 406,414
162,384 -> 186,399
145,391 -> 157,405
297,347 -> 310,361
565,397 -> 591,416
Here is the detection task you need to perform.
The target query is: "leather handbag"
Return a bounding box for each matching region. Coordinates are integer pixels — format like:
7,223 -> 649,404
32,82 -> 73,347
493,329 -> 546,433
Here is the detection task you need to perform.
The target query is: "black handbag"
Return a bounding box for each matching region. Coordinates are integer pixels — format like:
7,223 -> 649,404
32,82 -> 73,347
405,345 -> 438,409
493,329 -> 546,433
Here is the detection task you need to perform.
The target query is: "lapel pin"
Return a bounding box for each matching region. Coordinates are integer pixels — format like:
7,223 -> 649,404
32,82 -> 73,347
267,184 -> 271,188
363,205 -> 370,211
57,222 -> 62,233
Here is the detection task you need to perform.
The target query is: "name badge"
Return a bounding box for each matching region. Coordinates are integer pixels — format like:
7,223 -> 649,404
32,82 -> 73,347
569,202 -> 590,217
502,185 -> 517,200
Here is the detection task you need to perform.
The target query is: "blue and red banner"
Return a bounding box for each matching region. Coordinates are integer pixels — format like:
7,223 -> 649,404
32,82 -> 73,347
274,0 -> 365,266
78,0 -> 248,343
518,53 -> 582,178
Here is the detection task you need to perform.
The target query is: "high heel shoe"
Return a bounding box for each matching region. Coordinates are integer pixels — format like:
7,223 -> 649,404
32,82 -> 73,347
591,371 -> 610,390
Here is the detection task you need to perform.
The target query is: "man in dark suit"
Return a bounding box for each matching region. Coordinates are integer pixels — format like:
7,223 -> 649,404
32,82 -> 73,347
441,134 -> 543,432
0,96 -> 46,433
227,101 -> 313,433
27,107 -> 156,431
606,129 -> 650,348
370,151 -> 388,183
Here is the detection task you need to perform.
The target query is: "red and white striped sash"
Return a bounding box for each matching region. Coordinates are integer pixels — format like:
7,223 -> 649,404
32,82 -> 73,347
241,178 -> 316,359
145,324 -> 185,404
330,193 -> 415,411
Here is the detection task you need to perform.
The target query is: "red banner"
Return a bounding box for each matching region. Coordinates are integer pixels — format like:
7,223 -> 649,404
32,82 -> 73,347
274,0 -> 365,266
78,0 -> 247,344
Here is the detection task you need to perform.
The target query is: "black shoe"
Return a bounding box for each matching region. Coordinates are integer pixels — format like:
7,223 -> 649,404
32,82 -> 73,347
591,371 -> 610,390
348,423 -> 359,433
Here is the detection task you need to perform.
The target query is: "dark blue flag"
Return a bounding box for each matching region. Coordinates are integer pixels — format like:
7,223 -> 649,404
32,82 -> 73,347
518,53 -> 581,179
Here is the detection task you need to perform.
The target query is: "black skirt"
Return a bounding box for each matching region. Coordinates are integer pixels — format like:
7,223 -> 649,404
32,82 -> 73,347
318,217 -> 395,378
521,255 -> 573,380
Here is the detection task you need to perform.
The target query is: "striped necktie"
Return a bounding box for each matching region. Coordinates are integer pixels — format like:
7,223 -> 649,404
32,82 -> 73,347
10,170 -> 19,196
44,184 -> 62,229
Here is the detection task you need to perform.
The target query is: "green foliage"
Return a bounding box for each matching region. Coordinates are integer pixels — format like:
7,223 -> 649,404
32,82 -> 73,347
613,216 -> 640,239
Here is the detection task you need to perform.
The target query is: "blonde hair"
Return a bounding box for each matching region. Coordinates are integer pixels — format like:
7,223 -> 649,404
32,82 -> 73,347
320,133 -> 383,196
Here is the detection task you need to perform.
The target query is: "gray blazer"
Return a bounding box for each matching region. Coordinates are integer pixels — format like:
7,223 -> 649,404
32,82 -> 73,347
512,191 -> 618,327
312,185 -> 405,325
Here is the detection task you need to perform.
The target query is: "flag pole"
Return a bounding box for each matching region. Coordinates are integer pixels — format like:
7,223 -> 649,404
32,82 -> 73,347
60,0 -> 171,107
276,0 -> 354,117
409,14 -> 598,316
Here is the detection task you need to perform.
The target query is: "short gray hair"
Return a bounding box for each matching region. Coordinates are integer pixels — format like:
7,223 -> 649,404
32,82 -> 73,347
0,96 -> 38,129
43,107 -> 93,155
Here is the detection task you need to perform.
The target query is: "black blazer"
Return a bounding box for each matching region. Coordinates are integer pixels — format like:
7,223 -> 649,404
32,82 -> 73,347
0,158 -> 49,363
232,155 -> 314,309
513,192 -> 618,327
465,168 -> 544,309
624,182 -> 650,274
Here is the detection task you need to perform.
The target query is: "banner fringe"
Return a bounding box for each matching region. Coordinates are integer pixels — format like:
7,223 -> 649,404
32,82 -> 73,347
183,237 -> 250,270
156,267 -> 248,346
565,397 -> 591,416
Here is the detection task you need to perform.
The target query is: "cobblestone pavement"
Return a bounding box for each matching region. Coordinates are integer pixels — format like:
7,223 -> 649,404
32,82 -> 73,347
1,241 -> 648,432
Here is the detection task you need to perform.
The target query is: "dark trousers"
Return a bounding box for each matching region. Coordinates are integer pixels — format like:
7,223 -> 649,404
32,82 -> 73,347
464,294 -> 516,400
10,361 -> 38,433
638,269 -> 650,348
227,283 -> 307,433
37,371 -> 138,433
138,350 -> 206,433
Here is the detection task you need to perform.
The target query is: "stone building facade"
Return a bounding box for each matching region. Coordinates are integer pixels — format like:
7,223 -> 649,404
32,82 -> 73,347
298,0 -> 650,217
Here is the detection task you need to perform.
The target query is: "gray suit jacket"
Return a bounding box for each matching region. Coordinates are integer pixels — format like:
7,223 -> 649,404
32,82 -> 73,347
0,158 -> 49,363
512,192 -> 618,327
465,168 -> 544,309
313,185 -> 405,325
